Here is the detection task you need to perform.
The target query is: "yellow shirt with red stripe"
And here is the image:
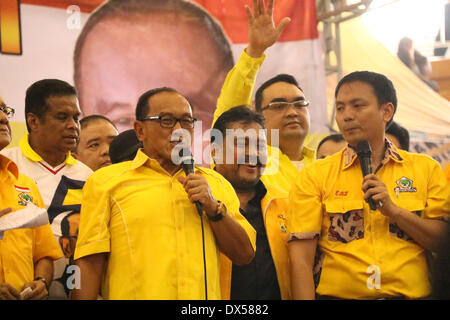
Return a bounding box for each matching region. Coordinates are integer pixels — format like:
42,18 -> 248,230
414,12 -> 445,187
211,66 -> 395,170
0,155 -> 63,291
286,141 -> 450,299
74,149 -> 256,300
213,49 -> 315,193
1,134 -> 92,299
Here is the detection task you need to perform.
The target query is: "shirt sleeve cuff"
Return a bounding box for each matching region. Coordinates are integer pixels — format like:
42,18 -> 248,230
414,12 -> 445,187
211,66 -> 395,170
287,231 -> 320,242
237,49 -> 266,80
34,248 -> 64,262
74,239 -> 110,260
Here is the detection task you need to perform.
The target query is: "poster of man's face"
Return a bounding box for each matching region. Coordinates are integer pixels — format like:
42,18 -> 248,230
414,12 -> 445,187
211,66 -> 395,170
74,0 -> 234,133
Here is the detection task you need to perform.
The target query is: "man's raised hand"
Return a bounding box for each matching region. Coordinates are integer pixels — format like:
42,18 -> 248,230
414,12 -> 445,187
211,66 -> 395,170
245,0 -> 291,58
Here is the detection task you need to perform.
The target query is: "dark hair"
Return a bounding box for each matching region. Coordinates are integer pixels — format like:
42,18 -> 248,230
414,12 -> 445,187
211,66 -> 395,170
25,79 -> 77,132
109,129 -> 142,163
335,71 -> 397,127
135,87 -> 179,121
211,106 -> 265,143
74,0 -> 234,110
386,121 -> 410,151
317,133 -> 345,151
254,74 -> 303,112
79,114 -> 117,130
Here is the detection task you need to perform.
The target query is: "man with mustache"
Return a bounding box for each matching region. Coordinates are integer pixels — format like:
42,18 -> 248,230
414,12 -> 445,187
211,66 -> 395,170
212,106 -> 291,300
0,95 -> 63,300
1,80 -> 92,299
287,71 -> 449,300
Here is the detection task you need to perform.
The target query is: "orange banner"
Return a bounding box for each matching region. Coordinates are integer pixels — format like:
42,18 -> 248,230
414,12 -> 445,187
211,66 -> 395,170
0,0 -> 22,54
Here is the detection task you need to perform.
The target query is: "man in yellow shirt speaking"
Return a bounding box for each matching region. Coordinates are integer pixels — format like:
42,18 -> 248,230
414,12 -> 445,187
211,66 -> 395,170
287,71 -> 449,300
72,88 -> 255,300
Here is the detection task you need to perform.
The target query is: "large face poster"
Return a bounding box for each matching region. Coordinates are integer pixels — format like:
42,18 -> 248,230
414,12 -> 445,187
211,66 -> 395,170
0,0 -> 328,150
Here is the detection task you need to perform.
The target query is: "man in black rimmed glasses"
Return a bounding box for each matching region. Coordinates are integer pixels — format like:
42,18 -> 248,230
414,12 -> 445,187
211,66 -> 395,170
140,115 -> 197,129
72,87 -> 256,300
213,0 -> 315,193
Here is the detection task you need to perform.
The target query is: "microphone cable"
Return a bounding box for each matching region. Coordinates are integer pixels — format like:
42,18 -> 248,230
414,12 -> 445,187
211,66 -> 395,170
198,210 -> 208,300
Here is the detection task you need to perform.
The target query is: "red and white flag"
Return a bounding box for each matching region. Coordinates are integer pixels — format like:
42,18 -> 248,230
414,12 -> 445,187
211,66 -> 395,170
194,0 -> 328,133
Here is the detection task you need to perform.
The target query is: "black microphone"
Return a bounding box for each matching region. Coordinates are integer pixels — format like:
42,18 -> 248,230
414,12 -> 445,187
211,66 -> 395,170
354,141 -> 378,210
180,148 -> 203,216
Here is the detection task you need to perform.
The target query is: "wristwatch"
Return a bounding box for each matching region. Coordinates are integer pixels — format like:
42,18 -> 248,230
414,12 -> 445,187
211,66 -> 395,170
207,201 -> 226,222
34,276 -> 49,290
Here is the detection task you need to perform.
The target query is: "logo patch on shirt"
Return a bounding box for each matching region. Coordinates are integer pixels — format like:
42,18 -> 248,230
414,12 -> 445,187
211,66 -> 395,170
278,213 -> 287,233
394,177 -> 417,199
15,185 -> 33,206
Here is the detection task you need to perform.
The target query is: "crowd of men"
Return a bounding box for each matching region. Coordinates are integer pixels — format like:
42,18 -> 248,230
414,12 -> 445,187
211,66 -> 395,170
0,0 -> 449,300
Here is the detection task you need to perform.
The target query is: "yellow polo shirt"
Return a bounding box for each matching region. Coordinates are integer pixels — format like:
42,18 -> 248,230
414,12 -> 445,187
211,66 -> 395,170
287,142 -> 450,299
0,155 -> 63,291
213,49 -> 315,193
75,149 -> 256,300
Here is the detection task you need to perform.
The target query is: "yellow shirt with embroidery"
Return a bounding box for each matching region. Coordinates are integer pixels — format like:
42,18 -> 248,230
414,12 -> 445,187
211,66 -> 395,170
287,143 -> 450,299
0,155 -> 63,291
213,49 -> 315,193
75,149 -> 256,300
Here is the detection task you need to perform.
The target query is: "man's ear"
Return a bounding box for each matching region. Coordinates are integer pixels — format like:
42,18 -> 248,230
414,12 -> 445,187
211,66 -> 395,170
134,120 -> 145,142
26,113 -> 41,132
381,102 -> 395,124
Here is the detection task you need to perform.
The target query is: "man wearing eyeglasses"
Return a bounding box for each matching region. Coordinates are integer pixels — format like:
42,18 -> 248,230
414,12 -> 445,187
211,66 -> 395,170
72,87 -> 256,300
0,97 -> 63,300
214,0 -> 314,192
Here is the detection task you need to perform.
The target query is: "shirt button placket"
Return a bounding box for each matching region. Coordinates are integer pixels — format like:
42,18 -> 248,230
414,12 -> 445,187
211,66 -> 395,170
172,177 -> 187,298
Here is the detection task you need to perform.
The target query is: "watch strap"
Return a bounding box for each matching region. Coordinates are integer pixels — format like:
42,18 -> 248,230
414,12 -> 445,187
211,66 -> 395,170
34,276 -> 49,290
207,201 -> 225,222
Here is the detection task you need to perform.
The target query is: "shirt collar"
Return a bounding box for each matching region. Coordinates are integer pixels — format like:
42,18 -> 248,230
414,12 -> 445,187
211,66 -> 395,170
130,149 -> 206,176
0,154 -> 19,180
19,134 -> 77,165
250,180 -> 268,205
302,145 -> 316,160
343,138 -> 404,170
268,144 -> 316,162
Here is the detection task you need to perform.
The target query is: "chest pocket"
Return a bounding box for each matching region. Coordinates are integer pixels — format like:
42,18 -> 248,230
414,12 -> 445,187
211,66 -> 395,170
389,200 -> 425,241
325,200 -> 365,244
